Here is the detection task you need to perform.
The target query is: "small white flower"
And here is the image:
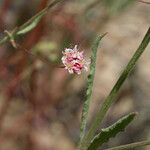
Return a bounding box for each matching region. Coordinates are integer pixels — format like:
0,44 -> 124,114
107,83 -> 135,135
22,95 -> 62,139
61,45 -> 90,74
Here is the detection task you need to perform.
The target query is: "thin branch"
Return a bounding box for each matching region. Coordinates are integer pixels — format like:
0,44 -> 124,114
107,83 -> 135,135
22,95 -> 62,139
16,43 -> 63,68
0,0 -> 64,46
105,140 -> 150,150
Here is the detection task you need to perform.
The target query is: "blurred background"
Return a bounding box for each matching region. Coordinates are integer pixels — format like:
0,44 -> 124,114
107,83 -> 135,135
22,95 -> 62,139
0,0 -> 150,150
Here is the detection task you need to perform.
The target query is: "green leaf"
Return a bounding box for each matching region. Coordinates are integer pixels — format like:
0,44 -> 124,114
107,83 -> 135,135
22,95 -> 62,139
0,0 -> 63,45
16,9 -> 46,35
79,33 -> 107,142
87,112 -> 137,150
79,27 -> 150,150
17,0 -> 63,35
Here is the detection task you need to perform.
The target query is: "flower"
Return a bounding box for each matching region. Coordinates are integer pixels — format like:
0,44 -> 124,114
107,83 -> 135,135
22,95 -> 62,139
61,45 -> 90,74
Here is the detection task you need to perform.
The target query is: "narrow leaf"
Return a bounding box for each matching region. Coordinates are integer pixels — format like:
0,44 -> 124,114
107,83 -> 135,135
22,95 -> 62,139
105,139 -> 150,150
80,27 -> 150,150
79,33 -> 107,142
16,9 -> 46,35
17,0 -> 63,35
87,112 -> 137,150
0,0 -> 63,45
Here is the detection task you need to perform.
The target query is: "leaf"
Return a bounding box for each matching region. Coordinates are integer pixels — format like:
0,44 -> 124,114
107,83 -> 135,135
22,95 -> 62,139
16,9 -> 47,35
16,0 -> 63,35
87,112 -> 137,150
79,33 -> 107,142
0,0 -> 63,45
79,27 -> 150,150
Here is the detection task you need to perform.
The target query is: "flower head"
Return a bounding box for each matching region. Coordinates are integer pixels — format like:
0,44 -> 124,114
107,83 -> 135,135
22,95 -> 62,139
61,45 -> 90,74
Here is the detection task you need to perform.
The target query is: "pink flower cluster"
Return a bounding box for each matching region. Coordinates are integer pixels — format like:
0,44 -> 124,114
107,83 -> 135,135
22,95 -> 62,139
61,45 -> 90,74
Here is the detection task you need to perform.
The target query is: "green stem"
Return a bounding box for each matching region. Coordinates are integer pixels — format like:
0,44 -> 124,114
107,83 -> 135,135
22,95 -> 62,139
79,33 -> 107,143
0,0 -> 64,46
80,27 -> 150,150
105,140 -> 150,150
0,36 -> 9,45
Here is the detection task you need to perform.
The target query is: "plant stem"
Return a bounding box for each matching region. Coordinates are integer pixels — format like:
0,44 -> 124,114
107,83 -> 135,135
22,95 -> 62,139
0,0 -> 64,46
79,33 -> 107,143
105,140 -> 150,150
80,27 -> 150,150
